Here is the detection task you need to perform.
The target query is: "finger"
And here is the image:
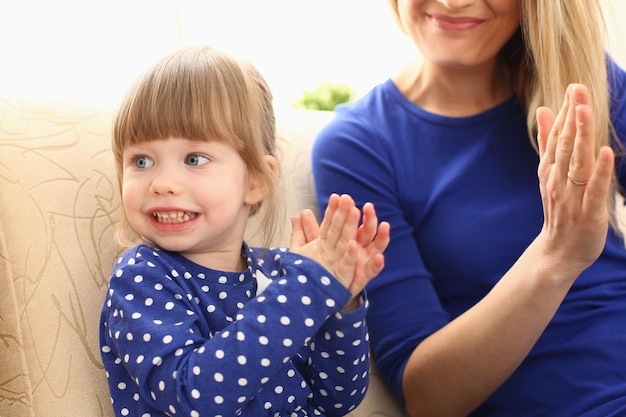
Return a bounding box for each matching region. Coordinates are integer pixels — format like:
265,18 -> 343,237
583,145 -> 615,215
363,253 -> 386,283
536,106 -> 555,159
553,85 -> 580,185
290,215 -> 306,249
368,221 -> 391,256
540,88 -> 570,166
356,202 -> 378,246
299,209 -> 320,243
318,193 -> 340,240
567,99 -> 595,189
325,194 -> 358,248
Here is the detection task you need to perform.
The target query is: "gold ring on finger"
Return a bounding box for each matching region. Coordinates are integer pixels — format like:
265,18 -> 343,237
567,171 -> 590,186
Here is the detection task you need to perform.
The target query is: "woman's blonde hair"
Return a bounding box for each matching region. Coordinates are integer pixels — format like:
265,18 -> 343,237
387,0 -> 623,227
112,45 -> 283,249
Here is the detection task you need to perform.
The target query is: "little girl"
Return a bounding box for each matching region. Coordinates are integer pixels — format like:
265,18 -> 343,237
99,45 -> 390,417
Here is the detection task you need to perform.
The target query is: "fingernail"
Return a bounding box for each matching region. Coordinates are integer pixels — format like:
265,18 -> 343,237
575,106 -> 583,126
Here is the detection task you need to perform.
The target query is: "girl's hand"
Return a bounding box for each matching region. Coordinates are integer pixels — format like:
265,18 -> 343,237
290,194 -> 390,310
536,83 -> 614,275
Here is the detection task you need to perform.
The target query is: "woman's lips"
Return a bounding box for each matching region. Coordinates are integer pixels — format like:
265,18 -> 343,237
428,14 -> 484,31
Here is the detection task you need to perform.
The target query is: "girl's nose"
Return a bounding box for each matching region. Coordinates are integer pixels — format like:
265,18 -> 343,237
149,170 -> 184,196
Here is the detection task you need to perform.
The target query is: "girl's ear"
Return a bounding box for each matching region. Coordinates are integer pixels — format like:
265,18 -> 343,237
244,155 -> 279,206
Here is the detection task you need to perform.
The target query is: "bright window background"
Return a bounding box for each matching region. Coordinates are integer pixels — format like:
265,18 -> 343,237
1,1 -> 624,110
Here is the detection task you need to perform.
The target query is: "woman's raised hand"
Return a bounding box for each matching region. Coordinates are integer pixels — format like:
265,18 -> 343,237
536,83 -> 615,275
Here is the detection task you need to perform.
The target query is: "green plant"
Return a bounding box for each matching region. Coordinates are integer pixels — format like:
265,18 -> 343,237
293,81 -> 355,111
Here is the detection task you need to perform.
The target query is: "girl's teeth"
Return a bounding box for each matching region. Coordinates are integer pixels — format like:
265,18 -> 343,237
153,212 -> 196,223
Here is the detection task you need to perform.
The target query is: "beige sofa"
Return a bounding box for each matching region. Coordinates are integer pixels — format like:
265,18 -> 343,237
0,98 -> 407,417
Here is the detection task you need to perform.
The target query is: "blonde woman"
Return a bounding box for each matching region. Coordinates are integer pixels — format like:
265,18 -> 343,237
99,45 -> 390,417
312,0 -> 626,416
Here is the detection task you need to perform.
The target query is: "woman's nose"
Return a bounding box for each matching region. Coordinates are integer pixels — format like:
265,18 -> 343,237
436,0 -> 473,9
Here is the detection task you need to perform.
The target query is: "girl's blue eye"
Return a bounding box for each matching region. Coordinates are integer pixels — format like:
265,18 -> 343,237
186,154 -> 209,166
134,156 -> 154,168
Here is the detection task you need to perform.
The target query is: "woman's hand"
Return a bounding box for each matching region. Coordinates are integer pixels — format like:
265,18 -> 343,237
290,194 -> 390,310
536,83 -> 615,275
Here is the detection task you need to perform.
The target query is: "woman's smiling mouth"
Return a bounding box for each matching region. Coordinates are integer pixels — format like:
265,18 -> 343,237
427,14 -> 484,32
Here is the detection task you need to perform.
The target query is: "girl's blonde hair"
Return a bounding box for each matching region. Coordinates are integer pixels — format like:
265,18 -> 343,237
387,0 -> 623,227
112,45 -> 283,249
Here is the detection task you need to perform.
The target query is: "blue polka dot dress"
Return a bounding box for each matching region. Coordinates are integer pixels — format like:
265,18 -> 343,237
100,243 -> 371,417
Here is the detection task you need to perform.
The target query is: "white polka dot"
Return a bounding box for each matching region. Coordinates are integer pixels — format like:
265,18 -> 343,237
163,335 -> 173,344
165,302 -> 175,310
237,355 -> 247,365
214,372 -> 224,382
191,389 -> 200,399
280,316 -> 290,325
301,296 -> 311,305
193,366 -> 201,375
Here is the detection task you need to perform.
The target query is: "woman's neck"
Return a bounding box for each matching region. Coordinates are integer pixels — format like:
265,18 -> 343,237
392,57 -> 513,117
